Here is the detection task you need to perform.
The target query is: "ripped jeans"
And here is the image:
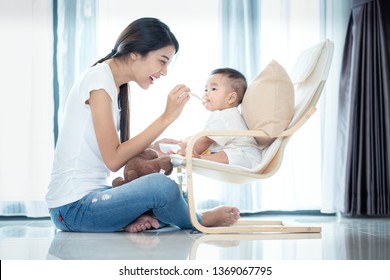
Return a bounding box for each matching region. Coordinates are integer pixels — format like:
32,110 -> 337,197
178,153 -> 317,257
49,173 -> 201,232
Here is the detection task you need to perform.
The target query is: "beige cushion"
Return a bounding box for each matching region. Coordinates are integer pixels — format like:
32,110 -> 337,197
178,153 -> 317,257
242,60 -> 295,148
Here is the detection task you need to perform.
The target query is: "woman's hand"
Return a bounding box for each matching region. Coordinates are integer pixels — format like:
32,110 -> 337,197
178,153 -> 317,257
162,84 -> 191,124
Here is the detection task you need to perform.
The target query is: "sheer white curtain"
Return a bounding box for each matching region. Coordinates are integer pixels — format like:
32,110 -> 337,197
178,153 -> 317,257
320,0 -> 353,213
217,0 -> 353,214
217,0 -> 323,212
220,0 -> 261,82
56,0 -> 97,130
0,0 -> 97,218
0,0 -> 53,217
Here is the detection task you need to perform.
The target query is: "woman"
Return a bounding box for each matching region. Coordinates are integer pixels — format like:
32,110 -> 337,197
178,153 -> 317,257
46,17 -> 240,233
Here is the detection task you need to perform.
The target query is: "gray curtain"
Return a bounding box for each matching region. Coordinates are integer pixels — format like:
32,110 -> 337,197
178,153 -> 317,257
339,0 -> 390,216
53,0 -> 97,143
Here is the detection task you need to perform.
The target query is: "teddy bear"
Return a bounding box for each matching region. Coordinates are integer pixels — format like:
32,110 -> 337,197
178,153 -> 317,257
112,148 -> 173,187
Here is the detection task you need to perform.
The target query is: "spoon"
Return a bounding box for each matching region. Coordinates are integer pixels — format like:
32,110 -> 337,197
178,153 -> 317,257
190,92 -> 203,102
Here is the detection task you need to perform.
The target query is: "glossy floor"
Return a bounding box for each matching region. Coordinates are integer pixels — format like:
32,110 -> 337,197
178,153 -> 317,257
1,214 -> 389,260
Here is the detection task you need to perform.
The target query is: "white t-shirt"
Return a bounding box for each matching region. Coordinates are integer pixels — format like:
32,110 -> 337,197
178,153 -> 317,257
46,63 -> 120,208
203,107 -> 262,169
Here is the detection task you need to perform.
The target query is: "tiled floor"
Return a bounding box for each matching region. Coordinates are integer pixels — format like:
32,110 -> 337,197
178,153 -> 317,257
1,214 -> 389,260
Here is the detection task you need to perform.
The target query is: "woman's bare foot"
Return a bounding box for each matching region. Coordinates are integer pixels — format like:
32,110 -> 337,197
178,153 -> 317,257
200,206 -> 240,227
125,213 -> 160,233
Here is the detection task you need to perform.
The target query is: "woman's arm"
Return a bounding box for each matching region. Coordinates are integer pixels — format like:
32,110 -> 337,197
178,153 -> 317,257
89,85 -> 190,172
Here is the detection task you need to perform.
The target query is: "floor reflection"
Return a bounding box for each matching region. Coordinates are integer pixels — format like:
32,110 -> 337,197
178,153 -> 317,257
47,227 -> 194,260
47,227 -> 322,260
190,233 -> 322,260
1,215 -> 389,260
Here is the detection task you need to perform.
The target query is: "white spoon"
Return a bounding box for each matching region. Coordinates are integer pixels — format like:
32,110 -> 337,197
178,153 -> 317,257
190,92 -> 203,102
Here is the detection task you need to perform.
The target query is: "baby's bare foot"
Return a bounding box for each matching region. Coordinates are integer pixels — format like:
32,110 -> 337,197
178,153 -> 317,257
201,206 -> 240,227
125,213 -> 160,233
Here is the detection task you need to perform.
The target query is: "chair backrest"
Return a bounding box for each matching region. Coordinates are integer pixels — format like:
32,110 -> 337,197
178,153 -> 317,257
290,39 -> 334,126
257,39 -> 334,175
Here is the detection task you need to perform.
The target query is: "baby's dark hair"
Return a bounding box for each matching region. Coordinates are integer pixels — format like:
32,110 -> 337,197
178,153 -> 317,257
210,68 -> 247,105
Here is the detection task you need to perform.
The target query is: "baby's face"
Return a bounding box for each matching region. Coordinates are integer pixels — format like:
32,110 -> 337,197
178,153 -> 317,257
203,74 -> 232,111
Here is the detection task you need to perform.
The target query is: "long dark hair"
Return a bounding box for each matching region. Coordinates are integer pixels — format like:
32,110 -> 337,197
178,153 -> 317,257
93,17 -> 179,143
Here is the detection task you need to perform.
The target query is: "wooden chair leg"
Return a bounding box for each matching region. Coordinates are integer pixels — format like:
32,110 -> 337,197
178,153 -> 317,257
176,167 -> 183,193
185,165 -> 321,234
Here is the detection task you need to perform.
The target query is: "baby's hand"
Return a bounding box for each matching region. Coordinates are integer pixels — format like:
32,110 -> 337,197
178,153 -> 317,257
177,144 -> 201,158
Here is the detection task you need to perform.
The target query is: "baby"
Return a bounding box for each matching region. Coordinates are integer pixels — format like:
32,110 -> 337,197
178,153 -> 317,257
175,68 -> 262,169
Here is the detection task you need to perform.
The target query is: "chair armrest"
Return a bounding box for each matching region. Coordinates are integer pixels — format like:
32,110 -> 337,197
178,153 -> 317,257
185,105 -> 317,161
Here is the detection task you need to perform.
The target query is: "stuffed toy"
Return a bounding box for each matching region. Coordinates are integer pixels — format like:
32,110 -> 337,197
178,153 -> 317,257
112,148 -> 173,187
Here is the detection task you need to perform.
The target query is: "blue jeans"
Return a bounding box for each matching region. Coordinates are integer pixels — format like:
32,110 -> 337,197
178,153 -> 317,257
49,173 -> 201,232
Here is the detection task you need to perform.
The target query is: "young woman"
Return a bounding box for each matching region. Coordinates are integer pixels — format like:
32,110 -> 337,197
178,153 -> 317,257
46,17 -> 240,233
